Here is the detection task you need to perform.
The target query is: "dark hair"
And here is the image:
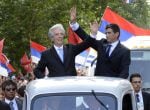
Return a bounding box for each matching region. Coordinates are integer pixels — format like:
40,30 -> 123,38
17,85 -> 26,97
106,24 -> 120,38
1,79 -> 17,91
129,73 -> 142,82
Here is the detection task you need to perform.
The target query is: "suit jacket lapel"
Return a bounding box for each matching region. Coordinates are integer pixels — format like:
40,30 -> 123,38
15,98 -> 22,110
109,42 -> 121,58
142,92 -> 147,108
63,46 -> 68,65
51,46 -> 63,63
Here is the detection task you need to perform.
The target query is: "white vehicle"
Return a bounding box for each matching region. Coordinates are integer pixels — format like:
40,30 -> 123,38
23,76 -> 137,110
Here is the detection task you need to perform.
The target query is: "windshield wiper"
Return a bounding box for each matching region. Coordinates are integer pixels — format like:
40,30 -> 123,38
91,90 -> 109,110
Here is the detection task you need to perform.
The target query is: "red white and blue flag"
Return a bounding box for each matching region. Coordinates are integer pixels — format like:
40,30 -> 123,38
30,41 -> 47,64
0,53 -> 16,77
99,7 -> 150,42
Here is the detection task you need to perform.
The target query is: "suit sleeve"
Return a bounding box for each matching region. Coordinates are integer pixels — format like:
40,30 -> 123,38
5,104 -> 11,110
119,49 -> 131,79
0,101 -> 11,110
75,26 -> 98,50
142,92 -> 150,110
34,53 -> 47,78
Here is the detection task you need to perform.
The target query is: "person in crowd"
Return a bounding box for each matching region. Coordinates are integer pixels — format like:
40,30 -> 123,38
130,73 -> 150,110
17,85 -> 26,100
70,7 -> 131,79
0,86 -> 4,100
1,79 -> 22,110
34,23 -> 90,78
76,66 -> 89,76
0,100 -> 11,110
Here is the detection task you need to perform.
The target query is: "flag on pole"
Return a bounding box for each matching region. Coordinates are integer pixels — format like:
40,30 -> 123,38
99,7 -> 150,42
30,41 -> 47,64
20,52 -> 32,73
0,53 -> 16,77
0,39 -> 4,53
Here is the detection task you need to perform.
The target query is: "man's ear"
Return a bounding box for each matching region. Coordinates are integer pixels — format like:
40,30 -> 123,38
115,32 -> 119,39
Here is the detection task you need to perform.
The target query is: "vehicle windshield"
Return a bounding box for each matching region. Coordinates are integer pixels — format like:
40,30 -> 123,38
130,50 -> 150,91
31,93 -> 117,110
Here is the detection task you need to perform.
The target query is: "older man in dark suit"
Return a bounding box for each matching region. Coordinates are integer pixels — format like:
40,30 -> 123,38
34,23 -> 90,78
70,7 -> 131,79
0,101 -> 11,110
130,73 -> 150,110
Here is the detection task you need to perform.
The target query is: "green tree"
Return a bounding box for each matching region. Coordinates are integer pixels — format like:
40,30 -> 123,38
0,0 -> 149,74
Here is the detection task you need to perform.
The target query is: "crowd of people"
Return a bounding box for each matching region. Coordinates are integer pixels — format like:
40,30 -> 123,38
0,6 -> 150,110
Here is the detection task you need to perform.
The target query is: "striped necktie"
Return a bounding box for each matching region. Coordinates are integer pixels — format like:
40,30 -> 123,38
136,94 -> 140,103
9,101 -> 14,110
106,44 -> 112,57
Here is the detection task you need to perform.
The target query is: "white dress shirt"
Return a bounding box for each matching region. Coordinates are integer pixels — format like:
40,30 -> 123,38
108,40 -> 119,56
135,90 -> 144,110
5,98 -> 18,110
54,45 -> 64,62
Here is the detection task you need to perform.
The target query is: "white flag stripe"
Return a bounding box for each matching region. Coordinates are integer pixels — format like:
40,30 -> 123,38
31,56 -> 40,64
75,55 -> 87,66
0,65 -> 9,77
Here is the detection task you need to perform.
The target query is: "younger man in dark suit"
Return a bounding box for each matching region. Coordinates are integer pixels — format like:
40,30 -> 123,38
70,7 -> 131,79
130,73 -> 150,110
34,24 -> 90,78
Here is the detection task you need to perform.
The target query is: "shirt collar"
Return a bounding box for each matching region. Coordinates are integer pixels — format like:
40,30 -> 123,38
54,45 -> 63,50
110,40 -> 119,48
135,90 -> 142,94
5,98 -> 15,104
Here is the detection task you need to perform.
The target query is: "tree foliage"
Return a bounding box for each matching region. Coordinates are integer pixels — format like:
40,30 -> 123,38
0,0 -> 150,73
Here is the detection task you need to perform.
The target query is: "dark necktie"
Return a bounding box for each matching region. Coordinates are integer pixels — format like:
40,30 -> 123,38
9,101 -> 14,110
136,94 -> 140,103
106,44 -> 112,57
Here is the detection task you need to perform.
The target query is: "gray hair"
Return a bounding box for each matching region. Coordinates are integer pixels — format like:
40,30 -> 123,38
48,24 -> 65,39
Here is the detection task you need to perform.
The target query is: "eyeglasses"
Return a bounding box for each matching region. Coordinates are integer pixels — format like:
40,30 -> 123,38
132,81 -> 141,84
5,88 -> 16,92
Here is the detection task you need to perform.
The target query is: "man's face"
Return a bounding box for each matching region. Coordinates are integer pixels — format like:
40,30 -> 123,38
131,77 -> 142,93
105,28 -> 118,43
51,28 -> 64,47
3,85 -> 16,100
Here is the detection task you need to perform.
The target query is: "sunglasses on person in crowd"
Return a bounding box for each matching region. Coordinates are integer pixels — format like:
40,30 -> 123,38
5,88 -> 16,92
